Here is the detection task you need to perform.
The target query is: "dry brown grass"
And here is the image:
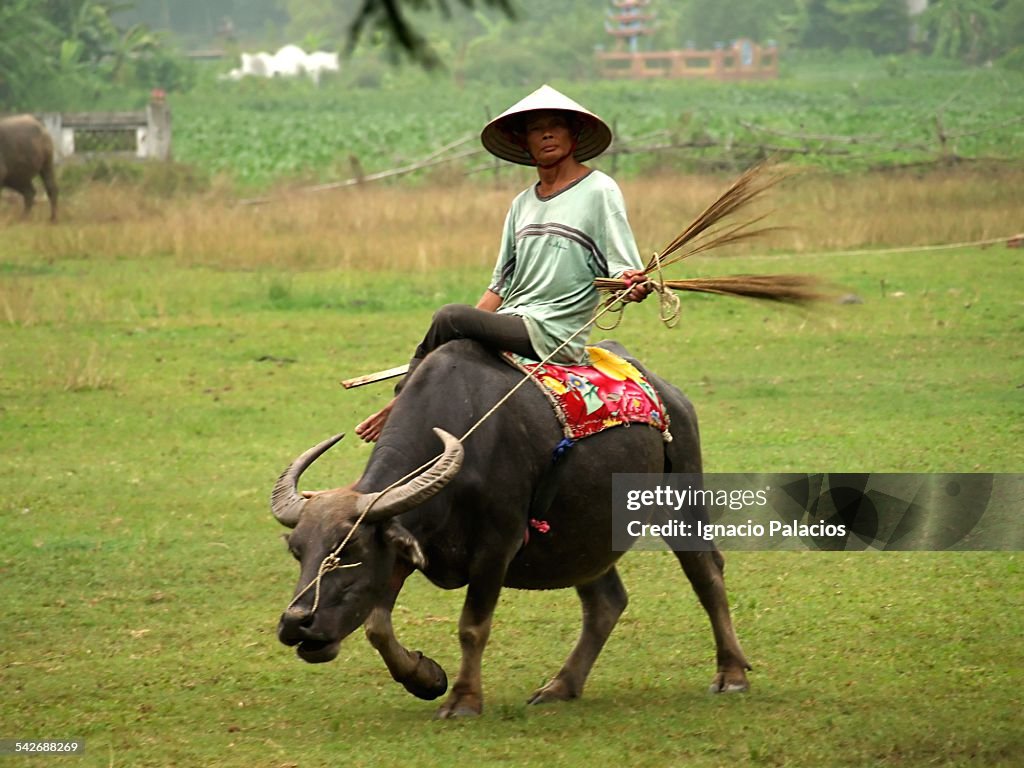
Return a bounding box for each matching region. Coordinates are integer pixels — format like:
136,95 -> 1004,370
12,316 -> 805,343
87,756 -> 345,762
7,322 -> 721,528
624,165 -> 1024,259
1,180 -> 515,271
2,166 -> 1022,271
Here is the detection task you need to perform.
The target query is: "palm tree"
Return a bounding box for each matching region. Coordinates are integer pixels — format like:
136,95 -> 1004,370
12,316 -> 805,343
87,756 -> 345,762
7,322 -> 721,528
0,0 -> 60,106
920,0 -> 1002,62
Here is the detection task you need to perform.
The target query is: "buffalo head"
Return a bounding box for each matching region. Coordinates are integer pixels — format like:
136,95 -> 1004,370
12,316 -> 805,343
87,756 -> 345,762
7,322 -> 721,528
270,429 -> 463,663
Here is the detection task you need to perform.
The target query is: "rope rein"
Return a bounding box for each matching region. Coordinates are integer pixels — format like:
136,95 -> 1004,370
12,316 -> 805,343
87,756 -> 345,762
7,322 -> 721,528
288,276 -> 658,613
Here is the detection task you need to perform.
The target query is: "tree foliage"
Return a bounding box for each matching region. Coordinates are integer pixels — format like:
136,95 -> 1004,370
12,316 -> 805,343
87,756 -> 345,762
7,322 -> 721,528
0,0 -> 189,110
120,0 -> 288,44
997,0 -> 1024,68
678,0 -> 799,48
920,0 -> 1004,62
798,0 -> 911,54
7,0 -> 1024,111
347,0 -> 515,67
0,2 -> 56,104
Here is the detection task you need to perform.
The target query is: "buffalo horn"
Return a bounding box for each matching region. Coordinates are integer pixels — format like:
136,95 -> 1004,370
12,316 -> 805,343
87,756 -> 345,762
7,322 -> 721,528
357,428 -> 464,520
270,433 -> 346,528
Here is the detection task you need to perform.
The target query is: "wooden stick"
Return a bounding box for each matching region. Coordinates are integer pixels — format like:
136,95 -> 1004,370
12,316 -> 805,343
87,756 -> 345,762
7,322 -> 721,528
239,143 -> 483,205
341,364 -> 409,389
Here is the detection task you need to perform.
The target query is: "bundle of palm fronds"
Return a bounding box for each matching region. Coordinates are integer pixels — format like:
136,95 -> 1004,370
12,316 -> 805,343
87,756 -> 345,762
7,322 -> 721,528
596,162 -> 828,306
595,272 -> 826,304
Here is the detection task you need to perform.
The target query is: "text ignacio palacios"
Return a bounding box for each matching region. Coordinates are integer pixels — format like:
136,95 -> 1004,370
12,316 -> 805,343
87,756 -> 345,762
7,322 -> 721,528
623,484 -> 848,541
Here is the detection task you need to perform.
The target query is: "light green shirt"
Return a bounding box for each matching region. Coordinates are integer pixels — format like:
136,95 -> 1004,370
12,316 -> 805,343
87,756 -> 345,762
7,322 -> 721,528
488,170 -> 643,364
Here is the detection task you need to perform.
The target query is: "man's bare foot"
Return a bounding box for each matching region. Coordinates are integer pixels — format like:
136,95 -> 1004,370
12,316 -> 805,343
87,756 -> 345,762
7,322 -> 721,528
355,397 -> 396,443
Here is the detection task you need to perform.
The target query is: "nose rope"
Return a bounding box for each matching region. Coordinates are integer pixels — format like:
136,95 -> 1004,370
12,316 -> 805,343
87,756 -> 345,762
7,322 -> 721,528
288,281 -> 647,615
286,493 -> 379,613
287,554 -> 363,614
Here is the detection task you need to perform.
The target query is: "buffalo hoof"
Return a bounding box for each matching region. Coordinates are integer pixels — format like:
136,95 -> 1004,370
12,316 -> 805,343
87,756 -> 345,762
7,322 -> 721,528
398,651 -> 448,701
433,706 -> 480,720
527,677 -> 578,705
434,692 -> 482,719
708,671 -> 750,694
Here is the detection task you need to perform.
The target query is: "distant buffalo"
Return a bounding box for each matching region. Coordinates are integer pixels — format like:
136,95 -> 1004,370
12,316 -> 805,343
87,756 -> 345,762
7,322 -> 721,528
0,115 -> 58,222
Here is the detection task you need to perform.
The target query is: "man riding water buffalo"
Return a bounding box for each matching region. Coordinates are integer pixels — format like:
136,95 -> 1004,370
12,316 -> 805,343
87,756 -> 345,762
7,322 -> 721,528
272,86 -> 750,718
355,85 -> 653,442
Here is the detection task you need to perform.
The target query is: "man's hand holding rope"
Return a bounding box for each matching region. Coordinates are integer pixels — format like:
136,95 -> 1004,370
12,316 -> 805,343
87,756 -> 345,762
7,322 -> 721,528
620,269 -> 653,303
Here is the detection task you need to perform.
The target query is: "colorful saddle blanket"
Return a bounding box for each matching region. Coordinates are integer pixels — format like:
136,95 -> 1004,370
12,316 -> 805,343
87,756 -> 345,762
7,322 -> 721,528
502,346 -> 671,442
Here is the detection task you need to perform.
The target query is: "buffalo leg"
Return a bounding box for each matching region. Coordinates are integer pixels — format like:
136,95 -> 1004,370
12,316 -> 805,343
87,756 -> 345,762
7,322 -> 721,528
528,566 -> 628,704
674,548 -> 751,692
40,164 -> 58,223
434,574 -> 504,719
363,564 -> 447,700
13,181 -> 35,217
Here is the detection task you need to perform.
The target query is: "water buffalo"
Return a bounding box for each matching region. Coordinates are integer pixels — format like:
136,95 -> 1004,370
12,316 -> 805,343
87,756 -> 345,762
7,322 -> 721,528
271,339 -> 750,718
0,115 -> 58,222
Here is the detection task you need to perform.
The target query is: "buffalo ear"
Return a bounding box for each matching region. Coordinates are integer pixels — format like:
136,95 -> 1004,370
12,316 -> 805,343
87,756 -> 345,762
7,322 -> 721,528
384,522 -> 427,570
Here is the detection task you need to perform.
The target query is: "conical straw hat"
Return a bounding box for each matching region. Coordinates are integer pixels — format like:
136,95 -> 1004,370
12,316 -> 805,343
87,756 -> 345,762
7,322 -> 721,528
481,84 -> 613,166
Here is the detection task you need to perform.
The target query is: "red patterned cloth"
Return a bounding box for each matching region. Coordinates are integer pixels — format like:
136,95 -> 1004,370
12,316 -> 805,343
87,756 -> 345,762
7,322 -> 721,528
502,346 -> 671,442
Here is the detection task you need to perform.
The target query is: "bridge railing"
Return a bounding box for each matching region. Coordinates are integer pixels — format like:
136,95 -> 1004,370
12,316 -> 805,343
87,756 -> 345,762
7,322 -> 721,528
37,100 -> 172,163
596,40 -> 778,81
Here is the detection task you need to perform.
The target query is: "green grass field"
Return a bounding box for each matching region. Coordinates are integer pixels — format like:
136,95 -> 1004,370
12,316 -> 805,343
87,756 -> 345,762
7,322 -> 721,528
1,207 -> 1021,766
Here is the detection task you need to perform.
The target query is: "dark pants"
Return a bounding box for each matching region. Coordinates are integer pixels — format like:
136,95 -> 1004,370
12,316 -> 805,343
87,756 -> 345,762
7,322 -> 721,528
399,304 -> 536,391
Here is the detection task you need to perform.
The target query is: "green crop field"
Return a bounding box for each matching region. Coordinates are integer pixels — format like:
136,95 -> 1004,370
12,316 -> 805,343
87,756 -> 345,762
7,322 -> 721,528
164,55 -> 1024,187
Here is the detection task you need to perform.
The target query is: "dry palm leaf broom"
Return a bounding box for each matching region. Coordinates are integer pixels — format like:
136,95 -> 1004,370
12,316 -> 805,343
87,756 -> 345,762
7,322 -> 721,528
594,162 -> 827,307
